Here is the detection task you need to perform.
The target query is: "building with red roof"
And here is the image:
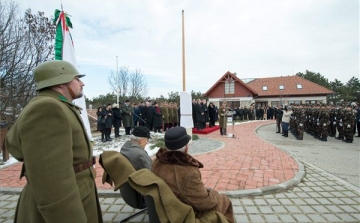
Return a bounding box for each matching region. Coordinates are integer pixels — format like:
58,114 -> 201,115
203,71 -> 333,108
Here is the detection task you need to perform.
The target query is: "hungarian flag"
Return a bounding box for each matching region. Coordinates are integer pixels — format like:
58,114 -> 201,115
54,9 -> 93,141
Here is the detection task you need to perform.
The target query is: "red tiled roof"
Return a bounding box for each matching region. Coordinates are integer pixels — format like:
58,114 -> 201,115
246,75 -> 333,96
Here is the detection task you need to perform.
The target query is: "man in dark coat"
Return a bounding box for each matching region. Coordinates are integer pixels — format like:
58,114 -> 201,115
354,103 -> 360,137
238,106 -> 244,120
195,99 -> 205,130
276,105 -> 284,133
112,103 -> 122,137
101,103 -> 113,141
142,101 -> 153,131
5,60 -> 103,223
192,99 -> 196,127
138,101 -> 145,126
208,102 -> 217,127
132,103 -> 140,127
152,101 -> 163,133
152,127 -> 234,223
243,106 -> 249,120
201,99 -> 208,129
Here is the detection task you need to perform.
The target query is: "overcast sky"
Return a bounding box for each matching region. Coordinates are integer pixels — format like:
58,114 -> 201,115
18,0 -> 359,100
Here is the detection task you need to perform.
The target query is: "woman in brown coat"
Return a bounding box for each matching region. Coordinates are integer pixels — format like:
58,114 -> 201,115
152,126 -> 234,223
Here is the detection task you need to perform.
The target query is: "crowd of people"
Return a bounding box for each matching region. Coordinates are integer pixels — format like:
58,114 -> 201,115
96,100 -> 181,142
231,105 -> 277,121
275,103 -> 359,143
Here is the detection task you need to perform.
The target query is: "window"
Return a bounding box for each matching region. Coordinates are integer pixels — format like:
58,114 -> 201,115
224,81 -> 235,94
279,85 -> 284,90
296,84 -> 303,89
220,100 -> 240,109
305,100 -> 319,104
288,100 -> 301,105
262,86 -> 268,91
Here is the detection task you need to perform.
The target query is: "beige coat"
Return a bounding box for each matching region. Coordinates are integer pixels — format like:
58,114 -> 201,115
5,89 -> 102,223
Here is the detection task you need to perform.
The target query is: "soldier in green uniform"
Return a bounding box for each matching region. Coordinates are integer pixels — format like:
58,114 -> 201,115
5,61 -> 103,223
329,104 -> 337,137
173,102 -> 179,127
319,104 -> 330,141
335,104 -> 345,140
343,104 -> 356,143
296,104 -> 306,140
219,102 -> 228,135
161,102 -> 168,131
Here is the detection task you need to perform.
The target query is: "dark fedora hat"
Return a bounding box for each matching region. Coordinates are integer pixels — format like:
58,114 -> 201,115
165,126 -> 191,150
132,126 -> 151,139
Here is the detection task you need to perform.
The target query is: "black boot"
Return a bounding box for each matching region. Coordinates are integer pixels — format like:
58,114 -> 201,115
284,130 -> 288,137
101,132 -> 106,142
220,128 -> 223,135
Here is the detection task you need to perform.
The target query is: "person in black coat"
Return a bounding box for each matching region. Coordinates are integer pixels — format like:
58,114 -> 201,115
276,105 -> 284,133
138,101 -> 145,126
195,99 -> 205,130
132,103 -> 140,127
268,106 -> 274,120
243,106 -> 249,120
96,107 -> 104,133
355,104 -> 360,137
152,101 -> 163,133
201,99 -> 208,129
238,107 -> 244,121
192,99 -> 196,127
208,102 -> 217,127
143,101 -> 153,131
112,103 -> 122,137
100,104 -> 113,142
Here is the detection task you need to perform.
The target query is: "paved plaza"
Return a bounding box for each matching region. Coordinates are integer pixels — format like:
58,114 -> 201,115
1,121 -> 359,223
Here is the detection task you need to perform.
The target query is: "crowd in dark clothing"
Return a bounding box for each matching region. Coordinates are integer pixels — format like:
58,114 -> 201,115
98,99 -> 326,141
231,106 -> 276,121
192,99 -> 219,130
96,100 -> 181,142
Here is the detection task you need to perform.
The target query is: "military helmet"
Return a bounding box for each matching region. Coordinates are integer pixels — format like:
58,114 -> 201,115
35,60 -> 85,90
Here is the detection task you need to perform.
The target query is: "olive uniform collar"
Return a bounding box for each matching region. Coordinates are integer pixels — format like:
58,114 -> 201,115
37,89 -> 82,110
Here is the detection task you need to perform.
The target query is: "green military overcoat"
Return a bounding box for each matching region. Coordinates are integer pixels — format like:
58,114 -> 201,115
121,103 -> 133,128
5,89 -> 103,223
219,107 -> 228,128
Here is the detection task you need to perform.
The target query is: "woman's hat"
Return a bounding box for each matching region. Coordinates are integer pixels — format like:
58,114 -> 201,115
165,126 -> 191,150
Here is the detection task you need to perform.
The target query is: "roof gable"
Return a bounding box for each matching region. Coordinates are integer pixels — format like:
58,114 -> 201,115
204,71 -> 258,96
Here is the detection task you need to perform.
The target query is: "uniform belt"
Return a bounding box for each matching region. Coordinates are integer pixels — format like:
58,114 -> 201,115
73,156 -> 96,173
22,157 -> 96,184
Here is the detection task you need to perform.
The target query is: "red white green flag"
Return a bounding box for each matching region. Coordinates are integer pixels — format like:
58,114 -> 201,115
54,9 -> 93,141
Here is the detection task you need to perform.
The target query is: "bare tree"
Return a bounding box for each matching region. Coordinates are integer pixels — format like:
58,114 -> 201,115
108,66 -> 129,98
129,69 -> 148,98
108,66 -> 148,100
0,0 -> 55,125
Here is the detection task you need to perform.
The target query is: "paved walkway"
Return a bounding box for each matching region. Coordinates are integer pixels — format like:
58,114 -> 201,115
1,120 -> 359,223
